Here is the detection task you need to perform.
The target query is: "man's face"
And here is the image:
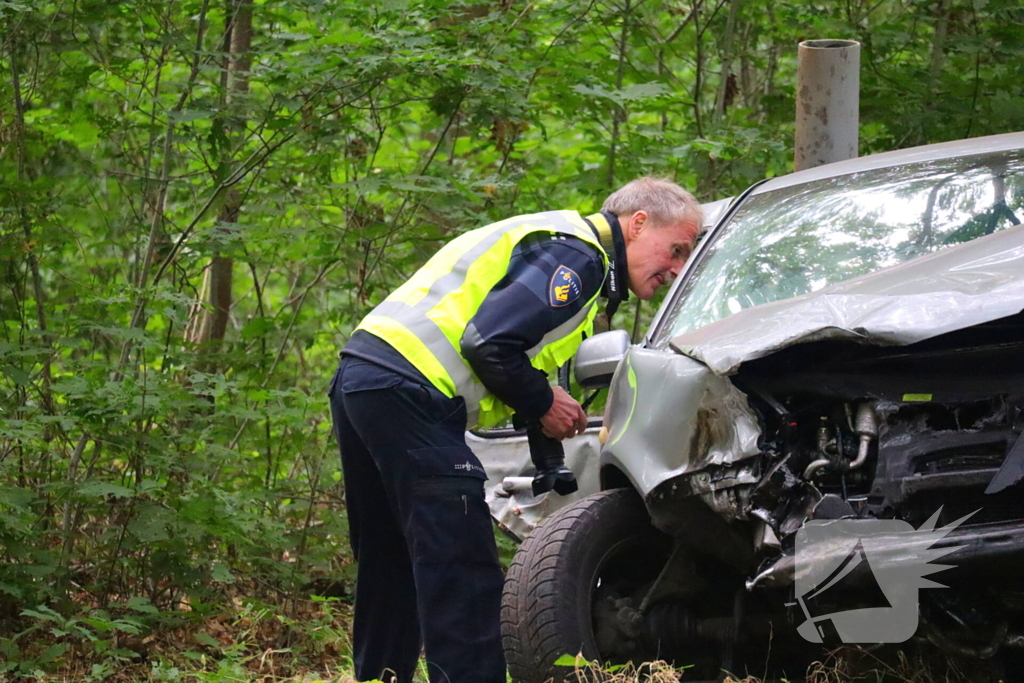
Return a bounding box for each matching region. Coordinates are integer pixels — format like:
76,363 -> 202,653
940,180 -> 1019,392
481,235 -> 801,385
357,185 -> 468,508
621,210 -> 699,300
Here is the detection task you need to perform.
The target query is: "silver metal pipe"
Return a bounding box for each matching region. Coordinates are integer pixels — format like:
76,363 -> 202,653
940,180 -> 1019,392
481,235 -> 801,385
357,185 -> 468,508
804,458 -> 831,480
848,437 -> 871,471
848,403 -> 878,471
795,39 -> 860,171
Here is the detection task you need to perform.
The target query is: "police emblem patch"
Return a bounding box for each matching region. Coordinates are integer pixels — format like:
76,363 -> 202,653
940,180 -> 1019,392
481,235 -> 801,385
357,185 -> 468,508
549,265 -> 582,307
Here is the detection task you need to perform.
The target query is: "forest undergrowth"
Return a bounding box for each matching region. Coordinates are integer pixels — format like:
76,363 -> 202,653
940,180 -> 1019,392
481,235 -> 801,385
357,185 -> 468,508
3,0 -> 1023,680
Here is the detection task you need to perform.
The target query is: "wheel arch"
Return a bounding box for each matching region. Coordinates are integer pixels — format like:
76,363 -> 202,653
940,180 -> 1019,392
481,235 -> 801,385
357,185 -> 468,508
600,463 -> 633,492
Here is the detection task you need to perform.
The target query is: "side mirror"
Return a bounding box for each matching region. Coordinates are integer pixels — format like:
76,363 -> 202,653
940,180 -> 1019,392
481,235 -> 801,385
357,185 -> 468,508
574,330 -> 631,389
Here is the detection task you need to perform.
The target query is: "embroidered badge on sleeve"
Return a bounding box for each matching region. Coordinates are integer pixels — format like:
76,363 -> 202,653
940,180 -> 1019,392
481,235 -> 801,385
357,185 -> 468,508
549,265 -> 583,307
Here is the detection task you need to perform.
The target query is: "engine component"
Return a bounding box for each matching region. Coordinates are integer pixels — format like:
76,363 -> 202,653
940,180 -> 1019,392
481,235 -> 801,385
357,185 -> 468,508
850,402 -> 879,471
643,600 -> 775,651
804,403 -> 877,479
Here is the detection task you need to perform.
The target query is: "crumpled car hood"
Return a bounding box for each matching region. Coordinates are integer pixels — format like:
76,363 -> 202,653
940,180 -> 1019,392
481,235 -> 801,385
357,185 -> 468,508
670,223 -> 1024,376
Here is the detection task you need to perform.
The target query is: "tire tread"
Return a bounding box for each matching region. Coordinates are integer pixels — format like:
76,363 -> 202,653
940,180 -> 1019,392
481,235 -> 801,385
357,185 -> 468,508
502,489 -> 650,683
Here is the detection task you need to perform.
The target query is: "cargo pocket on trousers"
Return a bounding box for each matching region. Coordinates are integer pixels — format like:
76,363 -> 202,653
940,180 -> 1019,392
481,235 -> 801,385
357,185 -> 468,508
409,447 -> 495,565
339,359 -> 403,393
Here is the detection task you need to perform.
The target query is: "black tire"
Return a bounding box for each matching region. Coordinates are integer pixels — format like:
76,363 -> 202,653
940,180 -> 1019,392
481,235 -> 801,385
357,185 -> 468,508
501,488 -> 670,683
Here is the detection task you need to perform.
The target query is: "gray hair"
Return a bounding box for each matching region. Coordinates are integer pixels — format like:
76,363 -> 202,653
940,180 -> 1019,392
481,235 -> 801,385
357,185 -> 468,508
602,177 -> 703,228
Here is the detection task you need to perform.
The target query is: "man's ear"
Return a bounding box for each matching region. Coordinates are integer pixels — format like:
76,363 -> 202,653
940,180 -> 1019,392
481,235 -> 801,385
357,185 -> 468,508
626,210 -> 647,239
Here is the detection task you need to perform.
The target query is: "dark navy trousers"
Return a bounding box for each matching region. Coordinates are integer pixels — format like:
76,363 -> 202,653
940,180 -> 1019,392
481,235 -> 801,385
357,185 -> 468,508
328,356 -> 506,683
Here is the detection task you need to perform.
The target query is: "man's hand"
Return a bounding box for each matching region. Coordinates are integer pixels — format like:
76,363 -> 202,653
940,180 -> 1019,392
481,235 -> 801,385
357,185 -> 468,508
540,386 -> 589,440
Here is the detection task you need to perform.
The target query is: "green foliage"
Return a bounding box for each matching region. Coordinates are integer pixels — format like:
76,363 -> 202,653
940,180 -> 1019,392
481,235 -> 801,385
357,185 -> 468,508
1,0 -> 1022,678
1,603 -> 148,678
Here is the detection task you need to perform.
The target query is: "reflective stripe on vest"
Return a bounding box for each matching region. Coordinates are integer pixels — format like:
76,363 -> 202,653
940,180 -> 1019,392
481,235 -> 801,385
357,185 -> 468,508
367,299 -> 489,415
356,210 -> 608,428
527,304 -> 593,358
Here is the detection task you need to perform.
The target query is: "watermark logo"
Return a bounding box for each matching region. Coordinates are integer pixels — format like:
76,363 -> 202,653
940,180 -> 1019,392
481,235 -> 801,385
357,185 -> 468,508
794,509 -> 974,644
454,460 -> 484,475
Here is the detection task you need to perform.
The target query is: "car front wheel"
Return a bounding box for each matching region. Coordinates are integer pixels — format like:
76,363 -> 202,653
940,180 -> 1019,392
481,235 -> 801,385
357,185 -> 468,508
501,488 -> 674,683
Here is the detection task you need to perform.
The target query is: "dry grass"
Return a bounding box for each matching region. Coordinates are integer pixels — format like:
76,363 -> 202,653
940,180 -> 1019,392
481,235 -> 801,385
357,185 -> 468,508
554,646 -> 1007,683
560,658 -> 761,683
804,646 -> 995,683
563,659 -> 688,683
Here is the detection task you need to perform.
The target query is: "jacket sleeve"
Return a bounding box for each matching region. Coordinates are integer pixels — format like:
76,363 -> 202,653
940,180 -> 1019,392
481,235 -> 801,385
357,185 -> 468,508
459,233 -> 605,420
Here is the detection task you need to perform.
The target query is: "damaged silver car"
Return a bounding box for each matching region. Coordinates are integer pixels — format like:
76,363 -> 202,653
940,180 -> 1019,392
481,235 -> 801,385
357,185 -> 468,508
482,132 -> 1024,680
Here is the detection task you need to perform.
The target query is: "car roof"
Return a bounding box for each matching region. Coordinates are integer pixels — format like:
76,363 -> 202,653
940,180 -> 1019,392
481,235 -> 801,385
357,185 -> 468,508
752,131 -> 1024,196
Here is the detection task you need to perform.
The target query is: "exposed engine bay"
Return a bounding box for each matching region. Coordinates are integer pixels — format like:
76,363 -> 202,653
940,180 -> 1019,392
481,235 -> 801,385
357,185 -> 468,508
742,308 -> 1024,549
641,310 -> 1024,663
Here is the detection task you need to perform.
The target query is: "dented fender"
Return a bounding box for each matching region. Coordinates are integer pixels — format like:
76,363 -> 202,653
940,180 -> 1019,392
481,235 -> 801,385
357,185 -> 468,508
601,346 -> 761,498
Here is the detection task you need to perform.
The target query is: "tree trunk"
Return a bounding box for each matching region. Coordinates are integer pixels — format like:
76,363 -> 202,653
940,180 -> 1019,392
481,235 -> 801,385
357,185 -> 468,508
9,31 -> 52,403
928,0 -> 950,84
712,0 -> 742,123
607,0 -> 631,191
691,0 -> 705,137
189,0 -> 252,350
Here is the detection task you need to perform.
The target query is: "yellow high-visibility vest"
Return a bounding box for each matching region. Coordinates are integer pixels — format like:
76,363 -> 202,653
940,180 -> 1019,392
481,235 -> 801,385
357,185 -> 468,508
356,210 -> 610,428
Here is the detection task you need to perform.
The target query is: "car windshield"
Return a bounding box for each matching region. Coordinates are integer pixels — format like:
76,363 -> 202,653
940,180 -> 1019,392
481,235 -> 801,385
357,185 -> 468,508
654,149 -> 1024,346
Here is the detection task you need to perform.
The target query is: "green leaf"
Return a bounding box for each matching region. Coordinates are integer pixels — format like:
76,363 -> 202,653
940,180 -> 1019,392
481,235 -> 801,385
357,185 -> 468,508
37,642 -> 68,664
22,606 -> 63,622
553,654 -> 592,667
240,317 -> 276,339
169,109 -> 215,123
124,596 -> 159,614
618,82 -> 670,101
0,485 -> 35,508
1,365 -> 30,385
571,84 -> 617,102
210,562 -> 236,584
112,618 -> 143,634
127,506 -> 171,543
0,637 -> 20,665
77,482 -> 135,499
194,631 -> 221,649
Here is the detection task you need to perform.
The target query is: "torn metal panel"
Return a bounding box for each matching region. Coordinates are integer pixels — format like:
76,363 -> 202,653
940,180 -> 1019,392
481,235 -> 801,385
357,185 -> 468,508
985,432 -> 1024,494
470,426 -> 602,540
600,347 -> 761,498
671,223 -> 1024,376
